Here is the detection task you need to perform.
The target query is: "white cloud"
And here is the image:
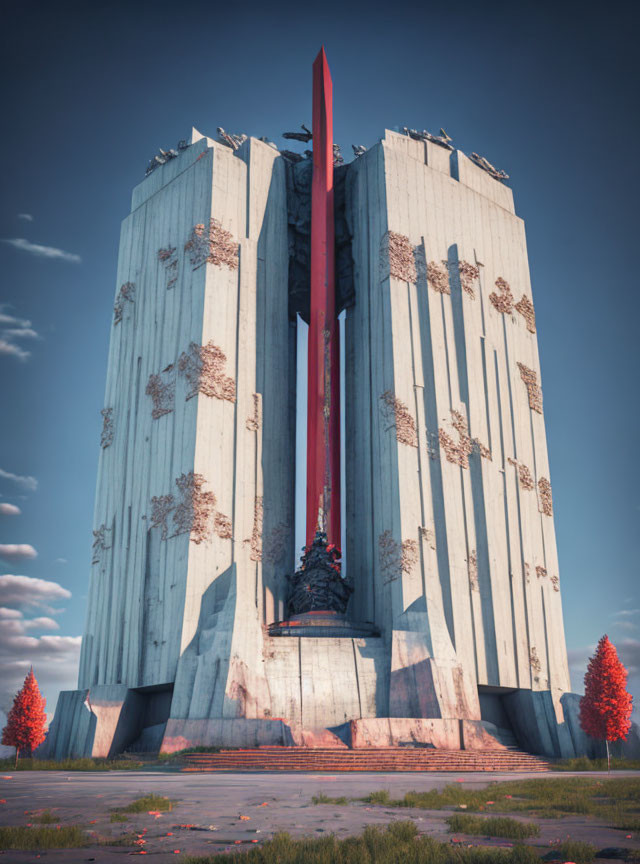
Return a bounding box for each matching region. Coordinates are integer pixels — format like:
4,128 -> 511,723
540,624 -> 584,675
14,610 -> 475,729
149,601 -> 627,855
618,638 -> 640,672
17,214 -> 33,222
3,328 -> 39,340
0,338 -> 30,361
0,503 -> 21,516
54,558 -> 68,565
613,609 -> 640,617
0,468 -> 38,492
23,617 -> 59,631
0,635 -> 81,716
0,544 -> 37,562
0,708 -> 14,757
615,620 -> 639,632
568,643 -> 596,694
0,574 -> 70,610
1,238 -> 81,263
0,634 -> 81,656
0,312 -> 31,328
0,572 -> 80,718
0,305 -> 39,361
0,303 -> 40,362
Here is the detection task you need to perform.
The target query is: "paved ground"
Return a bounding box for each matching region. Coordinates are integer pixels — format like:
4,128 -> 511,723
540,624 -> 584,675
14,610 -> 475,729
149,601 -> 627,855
0,770 -> 639,862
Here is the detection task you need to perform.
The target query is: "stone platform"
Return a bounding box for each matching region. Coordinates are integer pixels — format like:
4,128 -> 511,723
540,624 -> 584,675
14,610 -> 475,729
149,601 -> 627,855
180,745 -> 549,772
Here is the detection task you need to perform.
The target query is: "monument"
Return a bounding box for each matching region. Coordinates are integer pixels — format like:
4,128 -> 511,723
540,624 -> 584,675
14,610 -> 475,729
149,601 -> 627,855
44,49 -> 593,760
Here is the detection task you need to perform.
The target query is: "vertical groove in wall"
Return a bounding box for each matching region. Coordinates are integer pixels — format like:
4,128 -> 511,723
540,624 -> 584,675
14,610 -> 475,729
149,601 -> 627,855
530,410 -> 549,570
298,637 -> 303,723
232,248 -> 242,573
126,505 -> 132,549
540,516 -> 548,569
138,529 -> 150,687
495,350 -> 522,688
365,161 -> 376,626
407,282 -> 428,603
104,517 -> 116,685
475,249 -> 487,338
448,244 -> 469,408
352,639 -> 363,718
541,587 -> 552,690
417,233 -> 455,646
460,472 -> 479,681
440,296 -> 453,409
481,338 -> 492,454
502,317 -> 518,460
528,410 -> 538,479
469,453 -> 498,684
503,468 -> 521,689
255,183 -> 268,616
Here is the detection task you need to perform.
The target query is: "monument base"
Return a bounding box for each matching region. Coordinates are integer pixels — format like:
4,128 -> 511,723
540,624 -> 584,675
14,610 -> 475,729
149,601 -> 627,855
42,683 -> 639,760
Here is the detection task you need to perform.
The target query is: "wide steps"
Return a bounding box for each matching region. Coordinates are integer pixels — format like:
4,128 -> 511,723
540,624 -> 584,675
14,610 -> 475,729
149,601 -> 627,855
181,747 -> 549,772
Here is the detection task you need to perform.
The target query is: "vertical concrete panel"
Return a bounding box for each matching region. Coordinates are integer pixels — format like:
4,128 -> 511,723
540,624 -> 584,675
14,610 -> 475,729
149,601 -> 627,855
346,131 -> 570,724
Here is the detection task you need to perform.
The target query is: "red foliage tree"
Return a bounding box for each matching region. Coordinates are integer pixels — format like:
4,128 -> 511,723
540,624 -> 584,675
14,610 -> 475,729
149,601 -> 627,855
579,635 -> 633,769
1,668 -> 47,767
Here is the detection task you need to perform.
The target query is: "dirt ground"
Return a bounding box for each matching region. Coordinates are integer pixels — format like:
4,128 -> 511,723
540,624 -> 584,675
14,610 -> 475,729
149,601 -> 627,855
0,769 -> 639,862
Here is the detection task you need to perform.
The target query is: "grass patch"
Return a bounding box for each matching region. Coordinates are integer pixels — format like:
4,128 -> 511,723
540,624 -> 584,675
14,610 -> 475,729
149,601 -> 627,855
0,825 -> 88,849
0,756 -> 143,771
552,756 -> 640,772
367,790 -> 392,805
611,814 -> 640,832
312,793 -> 348,805
553,840 -> 596,863
110,811 -> 129,822
447,813 -> 540,839
31,810 -> 57,824
113,793 -> 174,814
352,776 -> 640,824
181,822 -> 541,864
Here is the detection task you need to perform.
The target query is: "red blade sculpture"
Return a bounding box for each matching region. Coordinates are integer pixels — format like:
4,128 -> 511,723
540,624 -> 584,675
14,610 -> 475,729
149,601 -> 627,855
306,46 -> 341,550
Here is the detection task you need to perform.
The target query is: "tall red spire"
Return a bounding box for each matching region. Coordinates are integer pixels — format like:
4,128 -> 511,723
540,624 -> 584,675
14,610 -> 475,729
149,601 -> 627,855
306,47 -> 341,548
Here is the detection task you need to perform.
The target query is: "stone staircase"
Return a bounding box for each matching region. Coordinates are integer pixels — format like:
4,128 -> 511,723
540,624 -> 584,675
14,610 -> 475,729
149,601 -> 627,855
181,746 -> 549,772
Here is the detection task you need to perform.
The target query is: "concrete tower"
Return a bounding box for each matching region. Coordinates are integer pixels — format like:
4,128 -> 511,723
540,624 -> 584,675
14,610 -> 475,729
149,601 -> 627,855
44,116 -> 592,758
343,130 -> 585,756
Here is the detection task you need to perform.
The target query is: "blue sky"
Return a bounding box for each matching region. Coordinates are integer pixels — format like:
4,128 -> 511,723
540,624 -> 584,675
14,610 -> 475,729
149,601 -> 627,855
0,0 -> 638,721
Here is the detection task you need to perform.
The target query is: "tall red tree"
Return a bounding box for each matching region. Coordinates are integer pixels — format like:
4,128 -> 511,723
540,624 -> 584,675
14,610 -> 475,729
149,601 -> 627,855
579,635 -> 633,770
1,668 -> 47,767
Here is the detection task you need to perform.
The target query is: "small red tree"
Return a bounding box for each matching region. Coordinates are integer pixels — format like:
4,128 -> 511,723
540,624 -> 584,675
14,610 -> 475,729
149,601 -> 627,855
1,668 -> 47,768
579,635 -> 633,770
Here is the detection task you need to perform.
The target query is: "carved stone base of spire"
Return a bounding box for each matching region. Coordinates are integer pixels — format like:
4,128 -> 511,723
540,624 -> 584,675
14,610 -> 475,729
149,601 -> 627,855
268,610 -> 379,638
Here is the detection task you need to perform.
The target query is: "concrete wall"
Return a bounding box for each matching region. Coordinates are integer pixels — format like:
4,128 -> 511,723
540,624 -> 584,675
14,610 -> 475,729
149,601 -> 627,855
344,130 -> 571,733
77,132 -> 296,697
49,127 -> 585,759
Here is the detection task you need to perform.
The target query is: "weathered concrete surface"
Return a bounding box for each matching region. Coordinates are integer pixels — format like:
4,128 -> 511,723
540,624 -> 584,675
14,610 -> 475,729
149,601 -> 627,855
0,770 -> 638,863
344,130 -> 576,756
48,126 -> 593,759
48,131 -> 386,757
42,685 -> 144,758
348,718 -> 510,750
41,690 -> 94,759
